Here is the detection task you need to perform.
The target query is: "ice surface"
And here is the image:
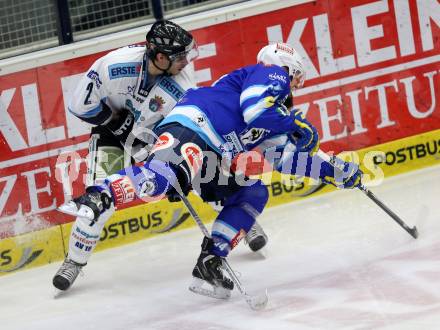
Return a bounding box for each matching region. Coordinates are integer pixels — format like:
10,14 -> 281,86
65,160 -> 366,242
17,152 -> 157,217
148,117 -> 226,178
1,165 -> 439,330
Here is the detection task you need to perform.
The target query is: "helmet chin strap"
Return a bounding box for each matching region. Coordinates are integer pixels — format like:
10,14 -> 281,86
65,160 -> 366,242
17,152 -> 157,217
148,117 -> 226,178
151,57 -> 173,76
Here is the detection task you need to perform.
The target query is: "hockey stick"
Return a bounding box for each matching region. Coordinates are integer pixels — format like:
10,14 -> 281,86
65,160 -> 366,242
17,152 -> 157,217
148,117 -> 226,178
178,193 -> 269,311
318,150 -> 418,239
357,184 -> 418,239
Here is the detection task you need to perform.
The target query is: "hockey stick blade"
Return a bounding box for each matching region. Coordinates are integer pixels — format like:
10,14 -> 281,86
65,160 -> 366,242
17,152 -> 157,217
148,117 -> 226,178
222,259 -> 268,311
410,226 -> 419,239
245,289 -> 269,311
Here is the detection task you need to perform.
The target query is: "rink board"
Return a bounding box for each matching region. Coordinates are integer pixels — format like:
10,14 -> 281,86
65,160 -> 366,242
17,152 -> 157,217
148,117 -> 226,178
1,129 -> 439,275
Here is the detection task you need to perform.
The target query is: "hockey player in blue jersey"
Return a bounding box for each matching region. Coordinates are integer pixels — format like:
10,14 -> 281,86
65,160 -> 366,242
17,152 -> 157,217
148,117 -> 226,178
59,43 -> 362,297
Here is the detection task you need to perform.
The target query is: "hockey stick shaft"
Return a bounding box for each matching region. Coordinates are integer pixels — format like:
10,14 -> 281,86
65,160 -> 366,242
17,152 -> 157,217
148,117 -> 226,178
357,184 -> 418,239
179,194 -> 210,238
317,150 -> 418,239
178,194 -> 268,310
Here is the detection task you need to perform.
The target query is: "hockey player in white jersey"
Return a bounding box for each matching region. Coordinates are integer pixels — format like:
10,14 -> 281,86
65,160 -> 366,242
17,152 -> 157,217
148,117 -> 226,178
52,20 -> 198,291
53,20 -> 268,292
58,42 -> 363,297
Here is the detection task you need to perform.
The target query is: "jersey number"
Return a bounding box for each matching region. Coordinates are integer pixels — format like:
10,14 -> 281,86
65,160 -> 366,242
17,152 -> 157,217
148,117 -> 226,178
84,82 -> 93,105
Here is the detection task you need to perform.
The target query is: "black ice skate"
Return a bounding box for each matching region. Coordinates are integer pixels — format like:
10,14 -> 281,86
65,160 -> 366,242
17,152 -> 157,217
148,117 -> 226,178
189,237 -> 234,300
245,221 -> 268,252
53,258 -> 85,291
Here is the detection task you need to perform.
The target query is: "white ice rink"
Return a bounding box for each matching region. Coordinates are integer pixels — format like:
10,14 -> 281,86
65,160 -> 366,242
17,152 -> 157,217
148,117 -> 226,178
1,165 -> 440,330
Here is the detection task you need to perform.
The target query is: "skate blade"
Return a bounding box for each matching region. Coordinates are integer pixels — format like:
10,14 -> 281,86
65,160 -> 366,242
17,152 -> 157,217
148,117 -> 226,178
189,277 -> 231,300
253,247 -> 267,259
245,289 -> 269,311
58,203 -> 94,220
53,288 -> 66,299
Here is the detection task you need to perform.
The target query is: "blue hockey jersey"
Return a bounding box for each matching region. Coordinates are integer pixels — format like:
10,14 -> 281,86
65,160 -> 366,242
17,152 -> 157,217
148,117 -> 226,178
158,63 -> 297,160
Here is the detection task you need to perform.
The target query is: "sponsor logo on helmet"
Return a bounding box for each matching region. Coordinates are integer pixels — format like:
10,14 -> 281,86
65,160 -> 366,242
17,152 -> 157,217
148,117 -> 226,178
181,143 -> 203,179
151,132 -> 175,154
149,95 -> 165,112
276,43 -> 295,55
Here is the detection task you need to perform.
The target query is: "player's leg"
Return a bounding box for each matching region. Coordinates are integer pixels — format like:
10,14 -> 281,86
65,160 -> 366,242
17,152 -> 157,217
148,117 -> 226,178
192,179 -> 269,292
207,200 -> 268,253
53,127 -> 124,290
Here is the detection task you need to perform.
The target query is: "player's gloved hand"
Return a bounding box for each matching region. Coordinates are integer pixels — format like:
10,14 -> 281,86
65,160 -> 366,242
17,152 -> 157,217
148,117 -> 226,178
289,110 -> 320,155
58,186 -> 113,221
166,175 -> 192,203
322,158 -> 363,189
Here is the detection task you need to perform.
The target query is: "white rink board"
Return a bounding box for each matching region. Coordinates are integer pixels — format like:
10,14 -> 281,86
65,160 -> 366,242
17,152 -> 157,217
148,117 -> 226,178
1,165 -> 439,330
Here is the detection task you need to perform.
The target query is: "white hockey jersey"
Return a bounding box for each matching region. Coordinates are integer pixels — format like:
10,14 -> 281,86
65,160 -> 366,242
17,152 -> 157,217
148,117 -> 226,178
69,45 -> 196,144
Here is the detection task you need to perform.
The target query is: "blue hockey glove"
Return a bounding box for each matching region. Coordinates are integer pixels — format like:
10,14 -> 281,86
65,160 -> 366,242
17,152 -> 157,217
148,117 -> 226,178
289,110 -> 320,155
322,157 -> 363,189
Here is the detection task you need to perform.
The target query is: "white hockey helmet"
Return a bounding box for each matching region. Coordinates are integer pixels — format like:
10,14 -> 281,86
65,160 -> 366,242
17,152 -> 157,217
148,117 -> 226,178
257,43 -> 305,89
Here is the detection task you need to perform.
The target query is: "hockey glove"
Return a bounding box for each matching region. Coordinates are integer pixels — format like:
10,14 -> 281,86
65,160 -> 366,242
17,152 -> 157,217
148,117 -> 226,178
58,186 -> 113,221
103,108 -> 134,141
322,158 -> 363,189
289,110 -> 320,155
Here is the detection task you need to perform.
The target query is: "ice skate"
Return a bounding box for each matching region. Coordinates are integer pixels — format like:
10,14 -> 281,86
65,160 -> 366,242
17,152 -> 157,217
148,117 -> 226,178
53,258 -> 85,291
189,237 -> 233,299
245,221 -> 268,252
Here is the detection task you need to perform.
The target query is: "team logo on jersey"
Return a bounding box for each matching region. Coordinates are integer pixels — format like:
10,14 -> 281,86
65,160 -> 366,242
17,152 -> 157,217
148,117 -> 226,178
240,127 -> 269,146
181,143 -> 203,179
149,95 -> 165,112
150,132 -> 175,154
87,70 -> 102,88
268,81 -> 284,95
195,114 -> 207,127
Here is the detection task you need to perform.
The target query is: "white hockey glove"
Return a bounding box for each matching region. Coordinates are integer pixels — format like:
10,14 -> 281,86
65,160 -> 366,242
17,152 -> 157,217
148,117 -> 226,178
58,186 -> 113,221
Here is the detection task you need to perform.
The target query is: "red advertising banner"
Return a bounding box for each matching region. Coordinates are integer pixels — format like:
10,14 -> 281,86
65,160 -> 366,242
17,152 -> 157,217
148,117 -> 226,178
1,0 -> 439,238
